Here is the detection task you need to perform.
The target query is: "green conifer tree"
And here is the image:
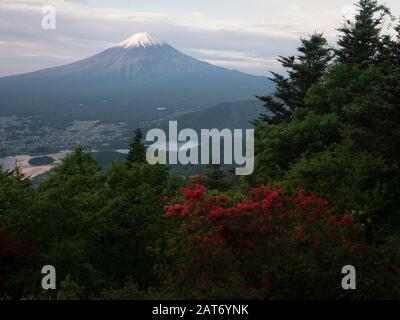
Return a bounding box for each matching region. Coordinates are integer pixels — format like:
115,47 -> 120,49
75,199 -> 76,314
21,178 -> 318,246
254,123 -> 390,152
336,0 -> 391,67
257,33 -> 331,125
127,128 -> 146,167
202,164 -> 232,192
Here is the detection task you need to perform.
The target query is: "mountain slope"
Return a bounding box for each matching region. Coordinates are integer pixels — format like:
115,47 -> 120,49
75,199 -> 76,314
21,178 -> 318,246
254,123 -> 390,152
0,33 -> 272,126
176,100 -> 269,130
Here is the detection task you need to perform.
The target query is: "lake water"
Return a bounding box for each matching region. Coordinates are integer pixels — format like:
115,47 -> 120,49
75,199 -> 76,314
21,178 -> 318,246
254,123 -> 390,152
0,151 -> 70,177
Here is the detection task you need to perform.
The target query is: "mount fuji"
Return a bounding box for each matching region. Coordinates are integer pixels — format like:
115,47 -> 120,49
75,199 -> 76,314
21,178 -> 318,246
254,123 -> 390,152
0,33 -> 271,125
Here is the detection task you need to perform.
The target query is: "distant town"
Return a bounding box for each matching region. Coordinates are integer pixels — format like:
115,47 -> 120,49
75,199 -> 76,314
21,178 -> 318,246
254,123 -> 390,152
0,116 -> 130,158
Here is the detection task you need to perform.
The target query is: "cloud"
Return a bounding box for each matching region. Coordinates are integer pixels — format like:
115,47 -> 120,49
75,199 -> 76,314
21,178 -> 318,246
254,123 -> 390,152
63,0 -> 88,4
341,5 -> 357,22
184,48 -> 281,75
1,0 -> 399,77
0,0 -> 301,76
20,52 -> 75,59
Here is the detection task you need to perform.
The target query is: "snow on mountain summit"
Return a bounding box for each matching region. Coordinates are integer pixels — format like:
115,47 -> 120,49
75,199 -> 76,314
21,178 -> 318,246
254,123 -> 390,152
116,32 -> 164,49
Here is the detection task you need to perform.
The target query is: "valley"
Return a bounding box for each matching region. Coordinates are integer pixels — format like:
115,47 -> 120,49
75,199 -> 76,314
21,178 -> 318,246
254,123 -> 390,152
0,33 -> 269,177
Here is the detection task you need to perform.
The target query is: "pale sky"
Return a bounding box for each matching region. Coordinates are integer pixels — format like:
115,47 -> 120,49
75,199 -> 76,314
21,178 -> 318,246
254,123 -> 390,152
0,0 -> 399,77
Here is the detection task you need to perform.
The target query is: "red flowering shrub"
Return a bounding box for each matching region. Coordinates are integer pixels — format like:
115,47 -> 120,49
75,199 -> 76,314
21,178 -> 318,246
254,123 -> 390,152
163,181 -> 397,299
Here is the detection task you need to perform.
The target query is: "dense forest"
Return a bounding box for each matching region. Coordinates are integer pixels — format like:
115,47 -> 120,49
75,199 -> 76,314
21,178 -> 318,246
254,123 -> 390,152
1,0 -> 399,299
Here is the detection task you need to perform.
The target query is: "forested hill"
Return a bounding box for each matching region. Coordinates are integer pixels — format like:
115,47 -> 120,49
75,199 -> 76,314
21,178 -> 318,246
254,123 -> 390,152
177,100 -> 267,130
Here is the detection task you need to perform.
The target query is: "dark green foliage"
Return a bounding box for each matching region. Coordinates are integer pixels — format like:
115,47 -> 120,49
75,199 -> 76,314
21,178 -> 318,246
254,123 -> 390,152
28,156 -> 55,166
392,23 -> 400,65
341,69 -> 400,162
0,165 -> 33,225
127,128 -> 146,166
282,142 -> 399,234
201,165 -> 232,192
304,64 -> 381,116
90,161 -> 173,288
0,168 -> 38,298
257,33 -> 332,124
4,160 -> 31,188
336,0 -> 392,67
0,146 -> 182,298
251,112 -> 340,181
252,0 -> 400,244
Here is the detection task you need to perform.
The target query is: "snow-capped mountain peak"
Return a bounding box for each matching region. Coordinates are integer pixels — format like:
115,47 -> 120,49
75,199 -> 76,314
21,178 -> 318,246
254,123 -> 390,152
116,32 -> 164,49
